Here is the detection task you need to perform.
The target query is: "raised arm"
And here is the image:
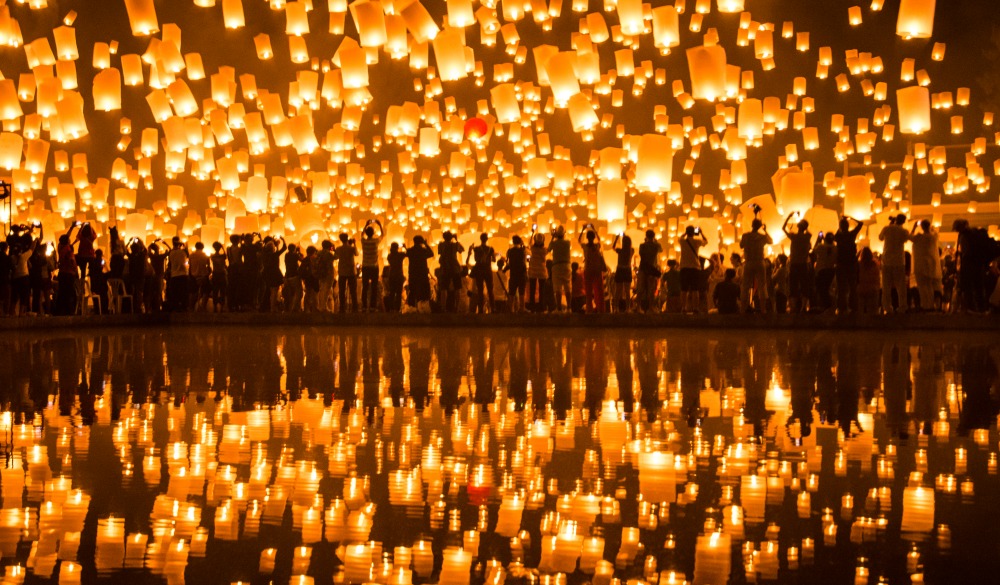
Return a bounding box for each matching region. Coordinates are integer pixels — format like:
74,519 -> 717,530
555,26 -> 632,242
782,213 -> 794,237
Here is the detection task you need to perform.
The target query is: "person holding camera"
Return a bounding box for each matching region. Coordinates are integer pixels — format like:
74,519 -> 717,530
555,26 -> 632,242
578,223 -> 606,313
360,219 -> 383,312
834,216 -> 864,314
53,223 -> 80,316
466,233 -> 496,314
166,236 -> 190,312
636,230 -> 662,313
437,230 -> 464,312
783,213 -> 813,313
548,226 -> 572,312
910,219 -> 942,311
739,219 -> 773,314
405,235 -> 434,309
879,213 -> 910,314
681,225 -> 707,313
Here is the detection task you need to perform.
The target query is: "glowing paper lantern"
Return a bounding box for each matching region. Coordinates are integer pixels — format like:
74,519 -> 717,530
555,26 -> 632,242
53,26 -> 78,60
896,0 -> 935,39
463,117 -> 488,141
545,52 -> 581,104
738,98 -> 763,139
222,0 -> 245,29
447,0 -> 475,27
401,1 -> 440,43
567,93 -> 599,132
597,179 -> 626,222
0,132 -> 22,170
432,29 -> 468,82
0,80 -> 23,120
124,0 -> 159,36
687,44 -> 727,101
490,84 -> 520,124
616,0 -> 644,36
634,134 -> 674,192
351,0 -> 387,48
897,86 -> 931,134
776,168 -> 814,215
340,46 -> 369,89
285,1 -> 309,36
843,175 -> 873,221
717,0 -> 744,12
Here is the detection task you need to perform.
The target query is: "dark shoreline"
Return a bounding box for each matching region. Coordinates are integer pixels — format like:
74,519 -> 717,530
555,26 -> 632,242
1,311 -> 998,332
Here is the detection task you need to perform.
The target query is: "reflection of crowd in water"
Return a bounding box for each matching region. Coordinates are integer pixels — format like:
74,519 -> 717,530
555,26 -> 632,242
2,332 -> 997,438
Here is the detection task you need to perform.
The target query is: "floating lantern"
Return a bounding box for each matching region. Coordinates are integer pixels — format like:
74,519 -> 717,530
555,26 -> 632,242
896,0 -> 935,39
124,0 -> 159,36
687,44 -> 727,101
652,6 -> 680,50
898,86 -> 931,134
634,134 -> 674,192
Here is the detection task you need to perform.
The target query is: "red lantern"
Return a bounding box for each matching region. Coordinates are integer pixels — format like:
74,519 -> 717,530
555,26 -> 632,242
463,117 -> 488,141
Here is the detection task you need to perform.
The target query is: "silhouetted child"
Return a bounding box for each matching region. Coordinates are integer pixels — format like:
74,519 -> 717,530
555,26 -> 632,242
713,268 -> 740,314
661,259 -> 681,312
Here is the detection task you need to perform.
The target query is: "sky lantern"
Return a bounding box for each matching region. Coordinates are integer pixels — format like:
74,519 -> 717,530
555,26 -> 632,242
56,91 -> 88,138
401,0 -> 440,43
92,68 -> 122,111
634,134 -> 673,192
567,93 -> 599,132
490,84 -> 520,124
896,0 -> 935,39
717,0 -> 744,12
124,0 -> 159,36
0,80 -> 22,120
545,52 -> 580,105
616,0 -> 644,36
463,117 -> 488,141
597,179 -> 626,223
350,0 -> 387,48
52,26 -> 78,60
651,7 -> 680,51
254,34 -> 273,59
843,175 -> 873,220
432,29 -> 469,82
897,86 -> 931,134
222,0 -> 245,29
340,46 -> 369,89
285,1 -> 309,36
737,98 -> 763,139
0,132 -> 23,170
775,167 -> 814,216
687,44 -> 727,102
447,0 -> 475,27
419,127 -> 440,156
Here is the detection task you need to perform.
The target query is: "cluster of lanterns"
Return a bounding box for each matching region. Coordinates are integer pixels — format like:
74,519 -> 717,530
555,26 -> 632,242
0,0 -> 990,265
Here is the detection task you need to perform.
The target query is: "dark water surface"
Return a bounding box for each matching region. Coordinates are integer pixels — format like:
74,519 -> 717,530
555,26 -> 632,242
0,327 -> 997,584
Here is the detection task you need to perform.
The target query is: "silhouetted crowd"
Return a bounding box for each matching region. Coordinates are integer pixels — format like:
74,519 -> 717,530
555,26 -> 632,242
1,214 -> 999,317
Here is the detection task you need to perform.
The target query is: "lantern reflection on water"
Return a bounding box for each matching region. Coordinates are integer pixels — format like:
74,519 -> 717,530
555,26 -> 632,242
0,328 -> 996,583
